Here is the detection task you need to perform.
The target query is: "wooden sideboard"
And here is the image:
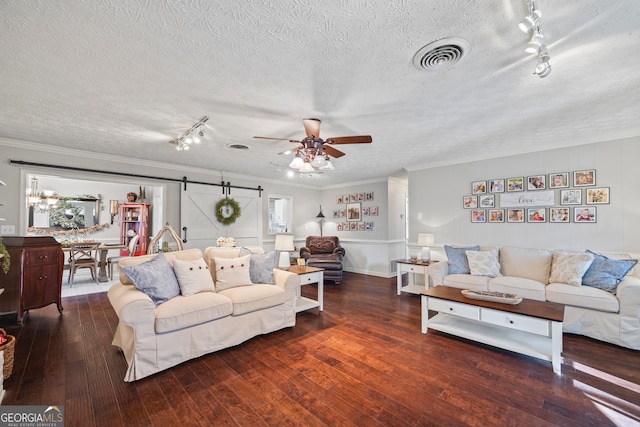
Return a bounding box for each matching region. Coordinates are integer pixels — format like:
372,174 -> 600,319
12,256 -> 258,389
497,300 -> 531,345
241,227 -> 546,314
0,236 -> 64,324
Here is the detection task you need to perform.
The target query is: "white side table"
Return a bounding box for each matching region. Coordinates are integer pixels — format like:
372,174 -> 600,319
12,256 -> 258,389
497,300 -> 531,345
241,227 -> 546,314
396,260 -> 435,295
282,266 -> 324,313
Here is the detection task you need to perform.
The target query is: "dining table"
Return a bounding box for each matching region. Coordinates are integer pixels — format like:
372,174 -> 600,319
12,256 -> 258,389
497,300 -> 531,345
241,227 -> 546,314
62,242 -> 126,282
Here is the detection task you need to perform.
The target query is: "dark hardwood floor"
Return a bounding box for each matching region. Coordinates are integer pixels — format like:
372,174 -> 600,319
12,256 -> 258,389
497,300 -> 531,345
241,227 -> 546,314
1,273 -> 639,426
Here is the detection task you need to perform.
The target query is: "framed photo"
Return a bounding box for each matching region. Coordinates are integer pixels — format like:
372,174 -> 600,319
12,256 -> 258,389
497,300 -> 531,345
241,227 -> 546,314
344,194 -> 350,203
343,222 -> 349,230
350,194 -> 357,202
507,177 -> 524,192
358,222 -> 365,231
346,203 -> 361,221
336,223 -> 343,231
527,175 -> 546,190
365,192 -> 374,201
365,221 -> 374,230
362,207 -> 370,216
370,206 -> 378,216
574,169 -> 596,187
471,210 -> 486,223
488,209 -> 504,223
333,210 -> 339,218
507,209 -> 525,223
479,194 -> 495,208
489,179 -> 505,193
527,208 -> 546,223
472,181 -> 487,194
560,189 -> 582,205
349,222 -> 357,230
463,195 -> 478,209
358,193 -> 365,201
339,209 -> 345,217
574,206 -> 597,222
586,187 -> 610,204
549,173 -> 569,189
549,207 -> 570,223
336,195 -> 343,204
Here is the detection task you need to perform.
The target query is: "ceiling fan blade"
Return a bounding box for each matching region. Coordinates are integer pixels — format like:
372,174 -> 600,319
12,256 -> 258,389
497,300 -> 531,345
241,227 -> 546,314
253,136 -> 300,142
326,135 -> 372,144
303,118 -> 321,138
322,145 -> 345,158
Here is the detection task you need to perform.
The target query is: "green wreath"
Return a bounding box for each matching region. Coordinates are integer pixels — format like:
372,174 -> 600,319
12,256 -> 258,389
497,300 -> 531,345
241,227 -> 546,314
215,197 -> 241,225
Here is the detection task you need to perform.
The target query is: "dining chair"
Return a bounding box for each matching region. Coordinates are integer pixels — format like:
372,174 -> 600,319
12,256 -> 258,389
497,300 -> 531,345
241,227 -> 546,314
107,234 -> 139,279
68,242 -> 100,287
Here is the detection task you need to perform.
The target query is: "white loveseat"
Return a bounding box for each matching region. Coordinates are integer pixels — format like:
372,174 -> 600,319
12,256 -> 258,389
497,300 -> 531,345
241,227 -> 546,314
427,246 -> 640,350
108,247 -> 300,382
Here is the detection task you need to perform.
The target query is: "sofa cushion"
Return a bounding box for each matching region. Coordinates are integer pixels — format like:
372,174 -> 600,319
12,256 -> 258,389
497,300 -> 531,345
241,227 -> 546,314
442,274 -> 489,290
309,241 -> 335,254
218,284 -> 286,315
549,252 -> 594,286
172,257 -> 215,295
466,250 -> 502,278
154,292 -> 233,333
213,254 -> 252,291
546,283 -> 619,313
204,246 -> 263,282
499,247 -> 553,284
488,276 -> 546,301
240,247 -> 277,284
444,245 -> 480,274
582,250 -> 637,294
119,248 -> 203,285
121,252 -> 181,306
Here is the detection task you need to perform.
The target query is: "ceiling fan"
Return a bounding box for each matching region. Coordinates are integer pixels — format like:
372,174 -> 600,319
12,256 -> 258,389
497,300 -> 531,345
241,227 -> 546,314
254,118 -> 372,172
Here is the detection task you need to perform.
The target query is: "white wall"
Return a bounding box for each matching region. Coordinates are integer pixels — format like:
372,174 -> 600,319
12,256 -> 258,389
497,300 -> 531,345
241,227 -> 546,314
408,138 -> 640,260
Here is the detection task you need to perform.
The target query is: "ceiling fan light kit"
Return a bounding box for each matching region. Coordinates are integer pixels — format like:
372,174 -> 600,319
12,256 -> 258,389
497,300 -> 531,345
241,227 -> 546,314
169,116 -> 209,151
254,118 -> 372,174
520,0 -> 551,78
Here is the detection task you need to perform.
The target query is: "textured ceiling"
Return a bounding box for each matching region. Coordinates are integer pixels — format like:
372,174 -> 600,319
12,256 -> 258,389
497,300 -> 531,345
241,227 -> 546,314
1,1 -> 639,186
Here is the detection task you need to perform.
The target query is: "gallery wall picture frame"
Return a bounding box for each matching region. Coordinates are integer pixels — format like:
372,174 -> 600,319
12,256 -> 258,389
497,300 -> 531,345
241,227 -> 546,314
365,192 -> 374,201
339,209 -> 345,217
365,221 -> 374,230
489,179 -> 505,193
479,194 -> 495,208
472,181 -> 487,194
358,193 -> 365,201
346,202 -> 361,221
350,194 -> 357,202
585,187 -> 610,204
560,189 -> 582,205
336,223 -> 343,231
507,177 -> 524,192
343,222 -> 349,230
344,194 -> 350,203
362,207 -> 370,216
336,196 -> 343,204
527,208 -> 546,223
471,209 -> 486,223
574,206 -> 597,222
358,222 -> 365,231
333,210 -> 339,218
488,209 -> 504,223
549,207 -> 570,223
573,169 -> 596,186
370,206 -> 378,216
349,222 -> 357,230
463,195 -> 478,209
549,173 -> 569,188
507,208 -> 525,223
527,175 -> 546,190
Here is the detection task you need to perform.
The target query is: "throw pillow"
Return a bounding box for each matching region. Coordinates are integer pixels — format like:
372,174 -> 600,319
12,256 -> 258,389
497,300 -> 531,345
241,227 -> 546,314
240,247 -> 277,284
582,250 -> 638,294
444,245 -> 480,274
308,241 -> 335,254
121,252 -> 180,306
548,252 -> 594,287
172,257 -> 215,296
213,254 -> 252,291
466,250 -> 502,278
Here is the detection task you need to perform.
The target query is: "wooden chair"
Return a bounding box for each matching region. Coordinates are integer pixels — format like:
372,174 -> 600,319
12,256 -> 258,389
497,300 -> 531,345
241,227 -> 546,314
68,242 -> 100,287
107,234 -> 139,279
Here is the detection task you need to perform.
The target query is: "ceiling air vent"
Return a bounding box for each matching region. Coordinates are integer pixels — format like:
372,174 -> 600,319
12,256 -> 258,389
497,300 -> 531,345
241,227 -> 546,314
412,38 -> 470,71
227,144 -> 249,150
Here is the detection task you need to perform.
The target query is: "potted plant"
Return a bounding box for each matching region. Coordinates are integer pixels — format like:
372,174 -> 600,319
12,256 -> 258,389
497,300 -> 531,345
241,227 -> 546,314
0,236 -> 9,274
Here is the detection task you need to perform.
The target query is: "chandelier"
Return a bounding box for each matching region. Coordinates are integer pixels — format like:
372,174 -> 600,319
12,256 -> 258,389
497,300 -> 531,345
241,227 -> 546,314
519,0 -> 551,78
287,137 -> 335,172
169,116 -> 209,151
27,177 -> 58,212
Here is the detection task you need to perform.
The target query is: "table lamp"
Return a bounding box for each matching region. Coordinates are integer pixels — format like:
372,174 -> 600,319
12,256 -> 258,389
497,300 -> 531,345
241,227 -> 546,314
274,234 -> 295,268
417,233 -> 435,261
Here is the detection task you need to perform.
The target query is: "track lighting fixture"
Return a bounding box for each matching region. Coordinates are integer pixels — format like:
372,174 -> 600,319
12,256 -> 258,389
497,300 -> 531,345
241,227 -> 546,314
519,1 -> 551,78
169,116 -> 209,151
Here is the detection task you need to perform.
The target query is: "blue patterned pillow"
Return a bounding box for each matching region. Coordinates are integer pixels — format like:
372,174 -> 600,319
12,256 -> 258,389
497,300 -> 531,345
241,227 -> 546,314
444,245 -> 480,274
240,248 -> 277,284
121,252 -> 181,305
582,250 -> 637,294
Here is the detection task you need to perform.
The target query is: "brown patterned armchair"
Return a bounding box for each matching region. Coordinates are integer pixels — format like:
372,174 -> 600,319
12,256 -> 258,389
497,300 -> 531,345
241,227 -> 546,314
300,236 -> 345,284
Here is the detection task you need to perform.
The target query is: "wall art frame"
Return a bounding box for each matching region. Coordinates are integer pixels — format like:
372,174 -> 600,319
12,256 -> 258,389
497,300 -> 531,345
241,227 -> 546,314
507,208 -> 525,223
527,175 -> 546,190
463,195 -> 478,209
488,209 -> 504,222
527,208 -> 546,223
479,194 -> 495,208
346,202 -> 361,221
560,189 -> 582,205
472,181 -> 487,194
507,177 -> 524,192
585,187 -> 610,204
471,209 -> 486,223
573,169 -> 596,186
549,173 -> 569,188
489,179 -> 505,193
574,206 -> 597,222
549,207 -> 570,223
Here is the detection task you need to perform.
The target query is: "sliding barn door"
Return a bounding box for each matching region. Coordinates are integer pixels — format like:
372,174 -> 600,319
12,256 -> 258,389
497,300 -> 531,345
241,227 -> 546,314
180,183 -> 262,252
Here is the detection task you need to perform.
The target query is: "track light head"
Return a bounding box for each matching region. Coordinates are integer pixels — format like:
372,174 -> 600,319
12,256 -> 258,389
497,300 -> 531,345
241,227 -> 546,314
519,10 -> 541,33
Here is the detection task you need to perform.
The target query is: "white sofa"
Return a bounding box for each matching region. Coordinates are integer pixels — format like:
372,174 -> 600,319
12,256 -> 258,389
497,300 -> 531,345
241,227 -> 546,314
427,246 -> 640,350
108,247 -> 300,382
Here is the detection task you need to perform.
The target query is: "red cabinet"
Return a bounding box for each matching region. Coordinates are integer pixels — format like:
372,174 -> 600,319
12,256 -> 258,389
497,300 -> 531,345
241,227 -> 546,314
119,203 -> 150,256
